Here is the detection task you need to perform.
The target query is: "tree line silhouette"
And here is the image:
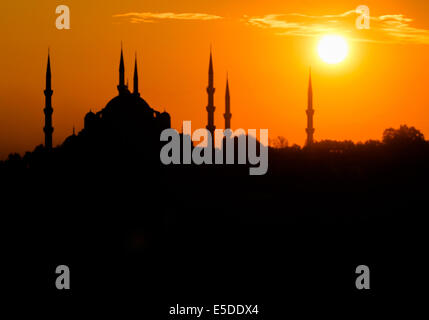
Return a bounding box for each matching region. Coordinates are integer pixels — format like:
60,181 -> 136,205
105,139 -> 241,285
1,124 -> 428,174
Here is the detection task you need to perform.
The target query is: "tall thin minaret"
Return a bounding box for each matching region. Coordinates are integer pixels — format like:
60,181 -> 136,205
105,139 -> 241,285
117,44 -> 127,94
306,68 -> 315,146
133,53 -> 139,96
206,49 -> 216,138
44,51 -> 54,150
224,74 -> 231,129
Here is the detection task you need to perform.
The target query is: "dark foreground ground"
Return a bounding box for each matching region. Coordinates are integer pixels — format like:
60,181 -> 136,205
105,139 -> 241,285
1,145 -> 428,316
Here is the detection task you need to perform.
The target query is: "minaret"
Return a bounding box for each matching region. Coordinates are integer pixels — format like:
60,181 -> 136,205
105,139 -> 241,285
44,51 -> 54,150
206,49 -> 216,138
224,74 -> 231,129
133,53 -> 139,96
117,45 -> 127,95
306,68 -> 315,146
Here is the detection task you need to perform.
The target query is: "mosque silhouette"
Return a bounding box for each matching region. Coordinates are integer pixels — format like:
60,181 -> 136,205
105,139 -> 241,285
44,47 -> 171,167
41,45 -> 314,170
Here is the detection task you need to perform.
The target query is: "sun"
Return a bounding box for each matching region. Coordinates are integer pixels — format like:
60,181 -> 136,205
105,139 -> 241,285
317,35 -> 348,64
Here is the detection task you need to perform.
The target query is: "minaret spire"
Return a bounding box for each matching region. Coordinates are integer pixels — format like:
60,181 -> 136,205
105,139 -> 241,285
117,43 -> 127,94
208,48 -> 214,88
44,50 -> 54,150
306,67 -> 315,146
224,73 -> 231,129
206,47 -> 216,138
46,49 -> 51,90
133,53 -> 139,96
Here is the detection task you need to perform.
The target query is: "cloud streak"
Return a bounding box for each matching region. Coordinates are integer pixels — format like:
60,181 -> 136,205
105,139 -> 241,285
113,12 -> 222,24
244,10 -> 429,44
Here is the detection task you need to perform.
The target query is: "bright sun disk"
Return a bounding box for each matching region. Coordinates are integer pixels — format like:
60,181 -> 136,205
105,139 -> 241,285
318,35 -> 348,64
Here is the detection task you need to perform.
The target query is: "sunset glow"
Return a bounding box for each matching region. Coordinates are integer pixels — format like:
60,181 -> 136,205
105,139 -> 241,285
1,1 -> 429,159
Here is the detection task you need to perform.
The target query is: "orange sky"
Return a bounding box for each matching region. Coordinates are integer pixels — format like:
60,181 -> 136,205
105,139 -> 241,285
1,0 -> 429,158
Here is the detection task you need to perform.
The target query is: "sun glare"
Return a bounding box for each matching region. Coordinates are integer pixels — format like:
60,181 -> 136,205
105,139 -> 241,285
317,35 -> 348,64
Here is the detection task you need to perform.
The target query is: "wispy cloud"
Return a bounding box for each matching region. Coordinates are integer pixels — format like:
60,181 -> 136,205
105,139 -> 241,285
113,12 -> 222,24
244,10 -> 429,44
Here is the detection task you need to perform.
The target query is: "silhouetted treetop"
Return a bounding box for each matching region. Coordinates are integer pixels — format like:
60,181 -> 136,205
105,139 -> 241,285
383,125 -> 425,147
